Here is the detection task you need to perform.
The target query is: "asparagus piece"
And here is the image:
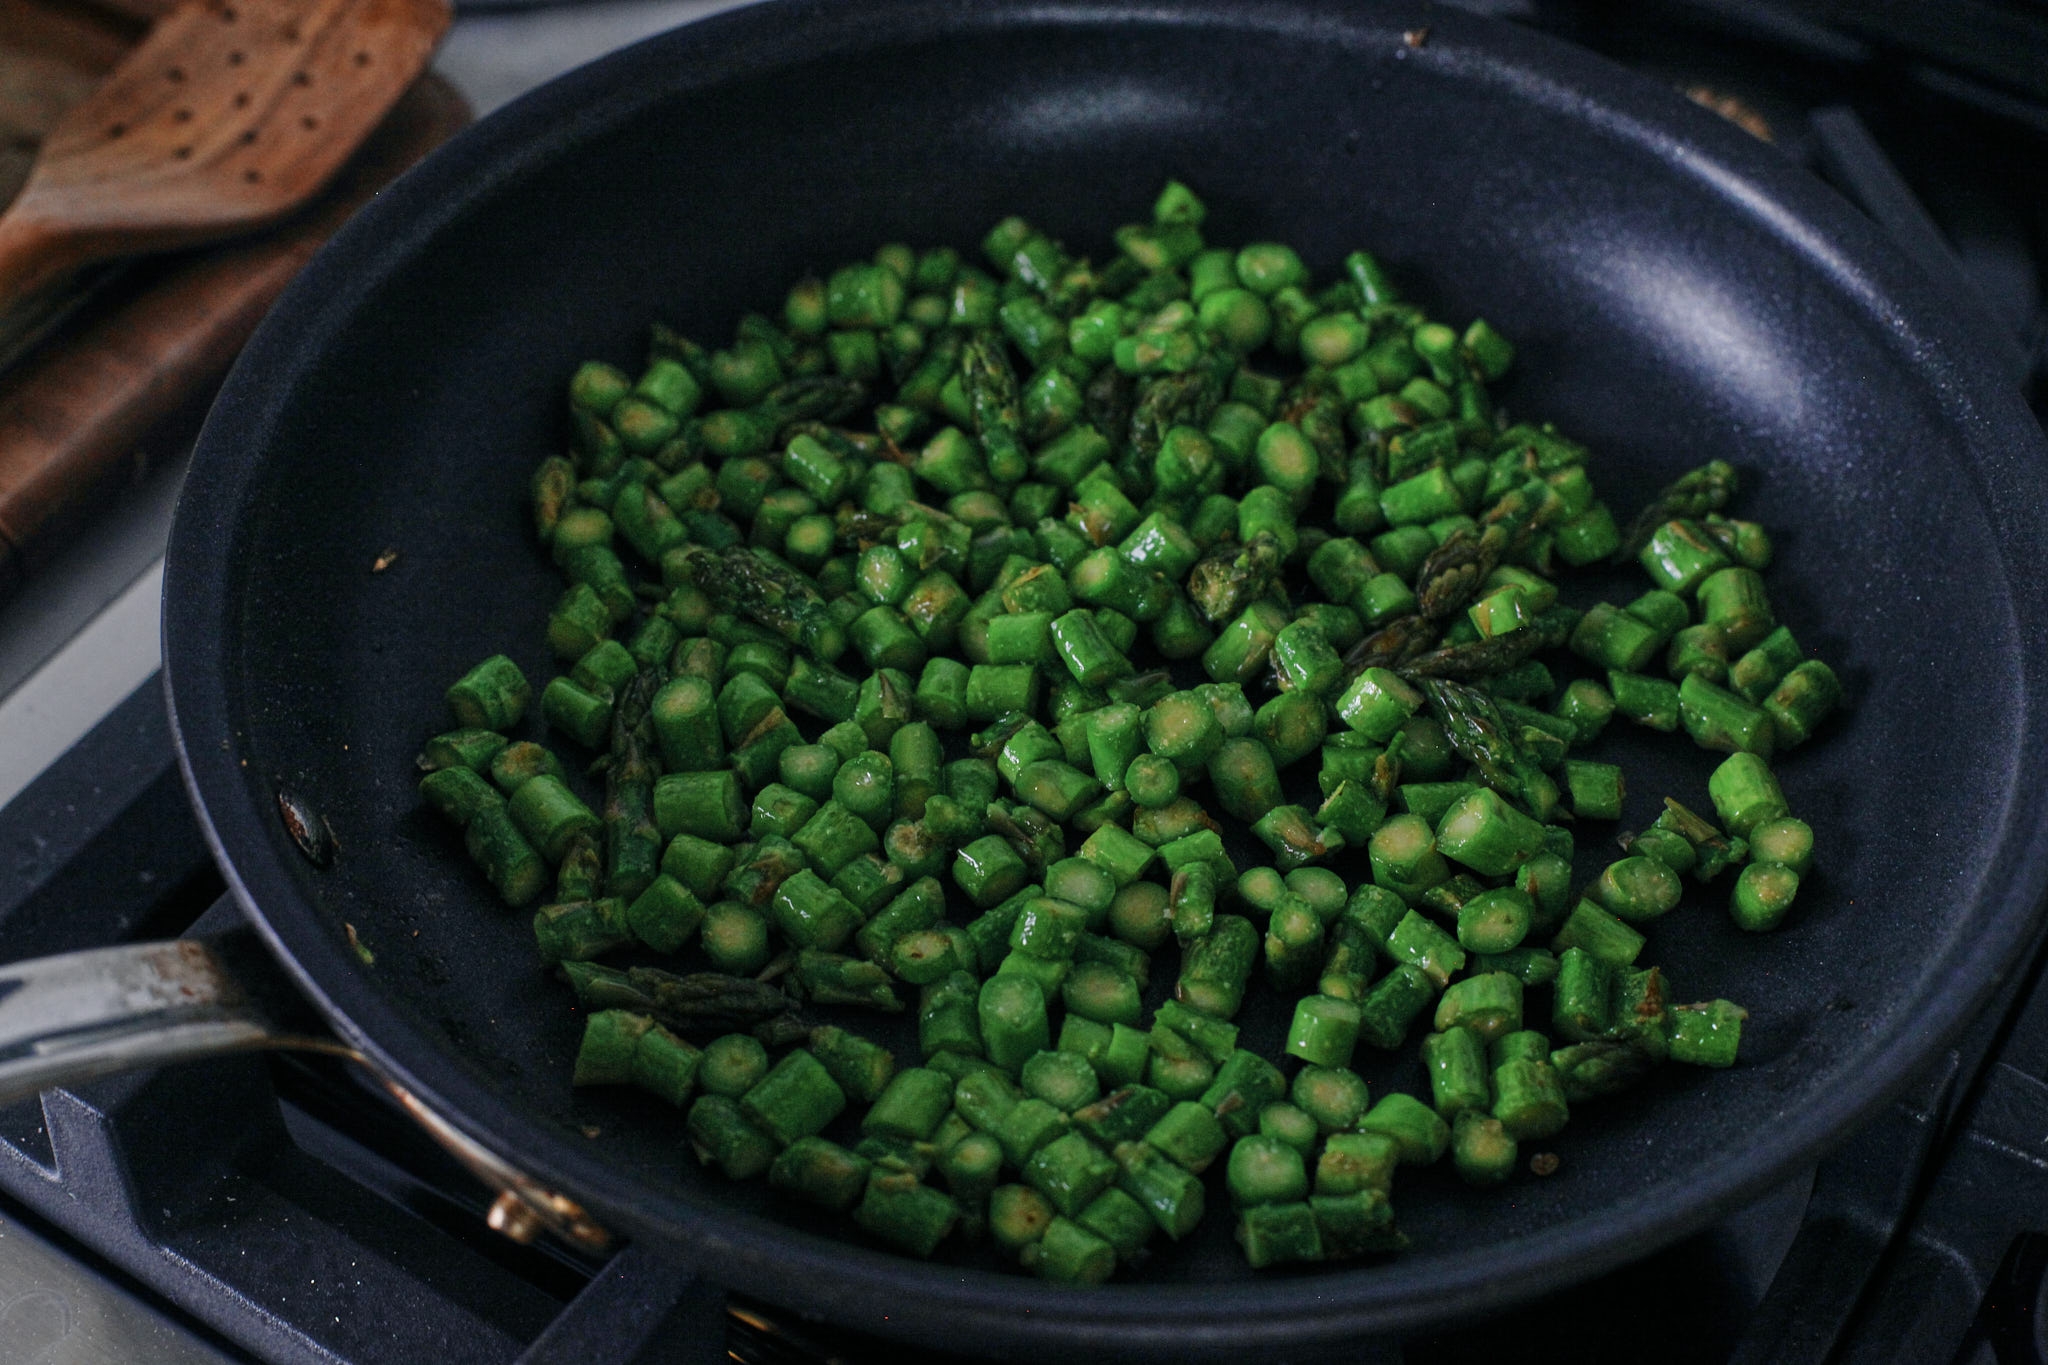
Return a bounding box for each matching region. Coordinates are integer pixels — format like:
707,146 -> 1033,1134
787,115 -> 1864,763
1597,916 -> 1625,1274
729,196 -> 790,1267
557,960 -> 792,1036
602,671 -> 662,902
1419,677 -> 1559,822
1616,460 -> 1738,560
682,545 -> 848,664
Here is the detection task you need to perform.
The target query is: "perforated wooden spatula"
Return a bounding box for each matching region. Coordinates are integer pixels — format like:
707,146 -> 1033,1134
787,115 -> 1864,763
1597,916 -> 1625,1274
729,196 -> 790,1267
0,0 -> 449,304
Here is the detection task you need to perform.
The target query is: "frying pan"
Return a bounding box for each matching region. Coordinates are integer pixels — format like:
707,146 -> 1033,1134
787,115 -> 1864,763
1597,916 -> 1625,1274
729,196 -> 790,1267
84,0 -> 2048,1352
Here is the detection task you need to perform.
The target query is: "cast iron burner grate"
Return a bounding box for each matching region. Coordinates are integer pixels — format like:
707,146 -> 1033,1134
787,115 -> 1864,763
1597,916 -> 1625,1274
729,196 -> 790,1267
0,676 -> 2045,1365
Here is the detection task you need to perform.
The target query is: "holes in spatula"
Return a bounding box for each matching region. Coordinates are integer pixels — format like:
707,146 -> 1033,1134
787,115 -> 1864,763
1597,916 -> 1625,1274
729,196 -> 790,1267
228,49 -> 245,66
220,4 -> 238,19
174,145 -> 193,160
239,129 -> 257,145
300,115 -> 319,131
292,70 -> 311,87
233,91 -> 250,109
107,122 -> 126,138
174,108 -> 193,123
282,22 -> 301,42
167,65 -> 187,83
243,168 -> 262,184
353,50 -> 370,67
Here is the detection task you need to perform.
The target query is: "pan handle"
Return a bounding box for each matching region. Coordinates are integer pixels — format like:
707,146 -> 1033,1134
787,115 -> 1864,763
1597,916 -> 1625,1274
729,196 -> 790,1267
0,938 -> 327,1100
0,936 -> 612,1253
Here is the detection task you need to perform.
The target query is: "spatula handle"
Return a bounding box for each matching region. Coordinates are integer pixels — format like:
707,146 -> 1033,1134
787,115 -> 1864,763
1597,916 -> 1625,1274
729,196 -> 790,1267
0,212 -> 87,307
0,241 -> 296,596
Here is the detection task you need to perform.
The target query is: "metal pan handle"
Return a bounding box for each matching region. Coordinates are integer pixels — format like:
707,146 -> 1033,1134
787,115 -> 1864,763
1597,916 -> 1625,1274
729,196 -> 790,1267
0,935 -> 611,1252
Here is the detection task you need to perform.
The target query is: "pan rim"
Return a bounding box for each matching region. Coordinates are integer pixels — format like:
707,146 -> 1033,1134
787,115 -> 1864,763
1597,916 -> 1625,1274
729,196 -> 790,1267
163,0 -> 2048,1348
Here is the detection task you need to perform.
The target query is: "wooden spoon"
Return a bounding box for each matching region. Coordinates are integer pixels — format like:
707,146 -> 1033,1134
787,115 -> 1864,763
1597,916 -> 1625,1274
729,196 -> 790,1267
0,0 -> 450,304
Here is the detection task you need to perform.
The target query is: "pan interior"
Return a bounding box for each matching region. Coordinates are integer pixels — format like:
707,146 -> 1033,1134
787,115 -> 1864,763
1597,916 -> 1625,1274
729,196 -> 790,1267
171,0 -> 2048,1345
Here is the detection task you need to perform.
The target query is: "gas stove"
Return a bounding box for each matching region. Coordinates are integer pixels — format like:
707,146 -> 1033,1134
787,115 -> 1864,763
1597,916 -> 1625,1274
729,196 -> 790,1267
1,3 -> 2045,1361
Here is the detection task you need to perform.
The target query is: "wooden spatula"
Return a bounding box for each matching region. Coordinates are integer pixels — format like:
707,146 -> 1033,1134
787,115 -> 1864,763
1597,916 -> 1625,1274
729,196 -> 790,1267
0,0 -> 450,304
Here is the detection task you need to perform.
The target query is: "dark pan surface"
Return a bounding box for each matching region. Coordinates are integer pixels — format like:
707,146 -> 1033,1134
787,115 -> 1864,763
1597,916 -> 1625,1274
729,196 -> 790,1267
163,0 -> 2048,1353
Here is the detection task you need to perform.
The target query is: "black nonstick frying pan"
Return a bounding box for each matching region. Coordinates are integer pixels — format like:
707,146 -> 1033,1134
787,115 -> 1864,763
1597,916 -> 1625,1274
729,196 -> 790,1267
119,0 -> 2048,1353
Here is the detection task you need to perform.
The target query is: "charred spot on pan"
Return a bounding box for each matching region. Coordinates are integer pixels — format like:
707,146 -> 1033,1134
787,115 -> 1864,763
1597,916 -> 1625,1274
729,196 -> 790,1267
414,949 -> 451,987
277,788 -> 336,866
